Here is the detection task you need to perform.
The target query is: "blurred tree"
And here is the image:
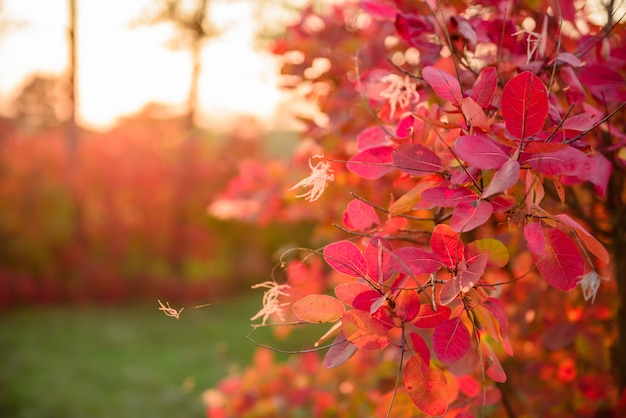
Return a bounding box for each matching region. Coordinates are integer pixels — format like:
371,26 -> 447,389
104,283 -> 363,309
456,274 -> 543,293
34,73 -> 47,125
10,75 -> 66,131
134,0 -> 221,131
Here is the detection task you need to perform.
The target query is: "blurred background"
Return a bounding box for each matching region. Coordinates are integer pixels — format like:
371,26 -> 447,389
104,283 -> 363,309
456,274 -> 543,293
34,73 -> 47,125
0,0 -> 325,416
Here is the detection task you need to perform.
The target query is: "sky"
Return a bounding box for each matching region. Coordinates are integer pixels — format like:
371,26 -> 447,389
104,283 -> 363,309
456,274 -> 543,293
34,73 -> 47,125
0,0 -> 305,130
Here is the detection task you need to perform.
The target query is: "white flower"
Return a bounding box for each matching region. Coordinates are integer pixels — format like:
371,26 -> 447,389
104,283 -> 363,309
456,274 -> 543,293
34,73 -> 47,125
289,155 -> 334,202
250,281 -> 291,326
379,74 -> 420,119
579,271 -> 607,303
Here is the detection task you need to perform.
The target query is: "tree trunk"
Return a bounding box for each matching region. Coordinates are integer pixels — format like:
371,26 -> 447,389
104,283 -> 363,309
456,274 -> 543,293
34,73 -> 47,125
67,0 -> 78,157
609,162 -> 626,393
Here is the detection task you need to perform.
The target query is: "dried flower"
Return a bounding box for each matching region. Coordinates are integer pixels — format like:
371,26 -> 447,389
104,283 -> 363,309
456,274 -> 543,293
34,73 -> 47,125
289,155 -> 334,202
579,271 -> 606,303
379,74 -> 420,119
158,300 -> 184,319
250,281 -> 291,326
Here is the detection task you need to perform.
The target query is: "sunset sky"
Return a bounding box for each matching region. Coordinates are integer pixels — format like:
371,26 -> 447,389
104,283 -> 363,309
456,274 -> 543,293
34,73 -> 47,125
0,0 -> 310,130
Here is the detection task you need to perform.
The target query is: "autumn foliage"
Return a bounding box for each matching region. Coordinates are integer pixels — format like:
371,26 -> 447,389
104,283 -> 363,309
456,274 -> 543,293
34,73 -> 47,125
207,0 -> 626,416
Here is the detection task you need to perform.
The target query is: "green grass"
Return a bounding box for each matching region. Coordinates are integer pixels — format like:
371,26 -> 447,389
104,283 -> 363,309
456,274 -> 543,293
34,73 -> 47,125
0,294 -> 261,418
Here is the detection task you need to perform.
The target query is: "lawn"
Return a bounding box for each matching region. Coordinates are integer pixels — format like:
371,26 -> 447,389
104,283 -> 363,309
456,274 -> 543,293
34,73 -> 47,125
0,294 -> 262,418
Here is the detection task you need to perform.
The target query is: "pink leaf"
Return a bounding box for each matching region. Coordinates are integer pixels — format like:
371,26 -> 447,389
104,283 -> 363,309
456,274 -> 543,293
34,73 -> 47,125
347,146 -> 394,179
471,66 -> 497,109
413,304 -> 452,328
439,276 -> 461,306
417,186 -> 478,209
391,246 -> 441,276
359,0 -> 398,20
344,198 -> 380,231
392,143 -> 443,176
461,97 -> 490,131
454,135 -> 509,169
577,153 -> 612,197
450,199 -> 494,232
459,253 -> 488,291
335,282 -> 371,306
579,64 -> 624,102
404,355 -> 449,416
481,158 -> 520,199
501,71 -> 548,139
431,224 -> 463,268
524,222 -> 546,254
409,332 -> 431,364
533,227 -> 584,291
554,52 -> 582,67
342,309 -> 391,350
559,66 -> 586,105
292,294 -> 345,323
323,332 -> 358,368
523,143 -> 588,176
364,237 -> 394,283
433,317 -> 471,363
480,337 -> 507,382
356,125 -> 393,151
422,66 -> 463,106
323,241 -> 368,278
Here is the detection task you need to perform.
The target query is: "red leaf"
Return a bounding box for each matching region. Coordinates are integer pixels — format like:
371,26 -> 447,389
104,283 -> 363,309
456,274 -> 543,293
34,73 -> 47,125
533,227 -> 585,291
450,199 -> 493,233
471,66 -> 497,109
292,294 -> 345,323
335,282 -> 371,306
394,289 -> 420,322
342,309 -> 391,350
552,213 -> 610,264
353,290 -> 385,312
481,158 -> 520,199
356,125 -> 393,151
359,0 -> 398,20
323,332 -> 358,368
323,241 -> 368,278
422,65 -> 463,106
433,317 -> 471,363
413,304 -> 452,328
404,355 -> 449,416
524,222 -> 546,254
347,146 -> 394,179
480,337 -> 507,382
501,71 -> 548,139
344,198 -> 380,231
409,332 -> 431,364
430,224 -> 463,268
392,143 -> 443,176
391,246 -> 441,276
454,135 -> 509,169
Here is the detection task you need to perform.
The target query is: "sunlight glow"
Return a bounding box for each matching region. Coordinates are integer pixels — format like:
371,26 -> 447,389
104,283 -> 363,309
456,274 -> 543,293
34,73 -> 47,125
0,0 -> 296,130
